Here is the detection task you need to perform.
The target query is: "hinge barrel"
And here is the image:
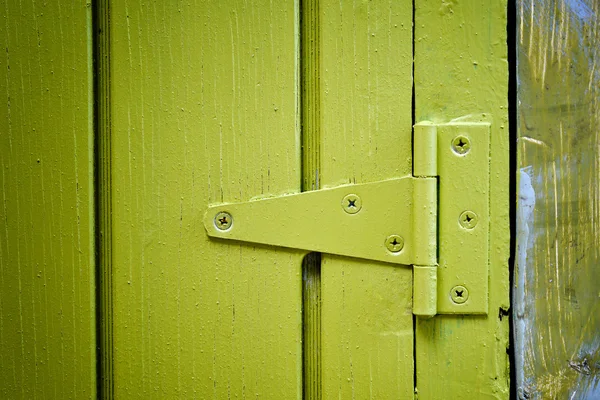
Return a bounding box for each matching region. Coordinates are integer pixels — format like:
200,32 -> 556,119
413,122 -> 437,177
412,123 -> 439,316
412,178 -> 437,266
413,266 -> 437,317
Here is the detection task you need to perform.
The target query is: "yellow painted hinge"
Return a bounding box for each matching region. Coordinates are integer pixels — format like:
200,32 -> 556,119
412,122 -> 438,317
204,122 -> 491,316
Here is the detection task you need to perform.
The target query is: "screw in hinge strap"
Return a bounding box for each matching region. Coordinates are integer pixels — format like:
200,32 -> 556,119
450,285 -> 469,304
342,194 -> 362,214
384,235 -> 404,253
451,135 -> 471,155
459,210 -> 478,229
214,211 -> 233,230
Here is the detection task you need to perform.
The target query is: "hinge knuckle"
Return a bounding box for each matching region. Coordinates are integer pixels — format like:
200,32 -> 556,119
413,265 -> 437,317
412,178 -> 437,266
413,122 -> 437,177
412,122 -> 438,317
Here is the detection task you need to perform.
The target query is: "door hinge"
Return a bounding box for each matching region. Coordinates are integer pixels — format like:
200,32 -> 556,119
204,122 -> 491,316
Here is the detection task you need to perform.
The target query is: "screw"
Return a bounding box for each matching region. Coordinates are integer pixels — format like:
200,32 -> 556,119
451,135 -> 471,155
385,235 -> 404,253
459,211 -> 478,229
214,211 -> 233,230
342,194 -> 362,214
450,285 -> 469,304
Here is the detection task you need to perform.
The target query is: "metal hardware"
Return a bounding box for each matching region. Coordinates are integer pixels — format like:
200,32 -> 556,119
384,235 -> 404,253
434,122 -> 489,314
342,194 -> 362,214
204,176 -> 435,266
459,210 -> 478,229
214,211 -> 233,230
413,266 -> 437,317
204,121 -> 491,316
450,285 -> 469,304
451,134 -> 471,155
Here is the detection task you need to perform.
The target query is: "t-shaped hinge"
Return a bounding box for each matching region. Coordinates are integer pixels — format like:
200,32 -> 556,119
204,122 -> 491,316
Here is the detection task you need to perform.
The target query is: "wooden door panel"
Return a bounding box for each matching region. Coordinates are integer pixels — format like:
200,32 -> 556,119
109,1 -> 303,397
0,3 -> 96,398
318,1 -> 414,398
0,1 -> 518,398
414,1 -> 510,398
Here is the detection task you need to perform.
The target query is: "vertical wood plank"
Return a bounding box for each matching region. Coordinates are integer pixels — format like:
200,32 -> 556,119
319,1 -> 414,398
414,1 -> 510,398
0,1 -> 96,398
96,0 -> 114,397
108,1 -> 303,397
301,1 -> 322,398
515,1 -> 600,398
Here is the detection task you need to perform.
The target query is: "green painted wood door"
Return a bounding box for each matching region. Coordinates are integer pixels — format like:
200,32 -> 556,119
103,1 -> 510,399
413,2 -> 510,398
0,2 -> 97,398
105,1 -> 415,398
106,1 -> 306,397
0,1 -> 510,399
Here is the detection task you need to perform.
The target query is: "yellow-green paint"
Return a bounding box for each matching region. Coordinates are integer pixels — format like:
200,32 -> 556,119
0,1 -> 516,398
206,121 -> 496,317
412,123 -> 438,318
412,266 -> 437,318
413,122 -> 438,178
300,1 -> 322,398
96,0 -> 114,397
301,252 -> 321,400
318,0 -> 415,398
414,0 -> 510,399
108,1 -> 303,397
435,123 -> 491,315
108,1 -> 418,397
301,0 -> 321,194
414,121 -> 495,317
515,1 -> 600,398
204,177 -> 433,266
0,1 -> 97,399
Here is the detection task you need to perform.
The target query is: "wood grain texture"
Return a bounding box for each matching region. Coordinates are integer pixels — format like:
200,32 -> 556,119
318,1 -> 415,398
108,1 -> 303,397
301,1 -> 322,398
0,1 -> 97,399
515,1 -> 600,398
414,1 -> 510,399
96,0 -> 114,397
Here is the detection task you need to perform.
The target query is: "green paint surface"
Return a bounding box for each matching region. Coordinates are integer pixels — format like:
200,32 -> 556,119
0,1 -> 516,398
415,0 -> 510,398
0,1 -> 97,399
318,1 -> 415,398
108,1 -> 303,397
